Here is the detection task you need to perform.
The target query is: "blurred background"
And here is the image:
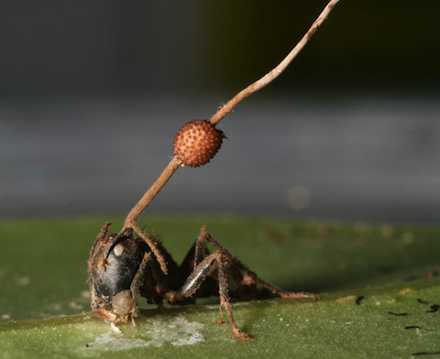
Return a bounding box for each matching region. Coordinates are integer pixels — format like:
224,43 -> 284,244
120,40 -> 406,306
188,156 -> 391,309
1,0 -> 439,223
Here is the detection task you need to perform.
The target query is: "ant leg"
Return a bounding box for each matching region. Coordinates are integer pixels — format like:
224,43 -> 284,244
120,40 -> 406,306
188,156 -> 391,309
131,224 -> 170,276
129,252 -> 154,318
98,222 -> 171,276
88,222 -> 112,306
179,252 -> 218,297
178,251 -> 250,340
179,230 -> 210,276
200,226 -> 318,301
89,222 -> 112,257
194,233 -> 208,267
216,254 -> 250,340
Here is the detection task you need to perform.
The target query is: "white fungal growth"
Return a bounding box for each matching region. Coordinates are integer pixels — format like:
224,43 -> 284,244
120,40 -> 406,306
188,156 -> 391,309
110,322 -> 121,334
86,315 -> 205,351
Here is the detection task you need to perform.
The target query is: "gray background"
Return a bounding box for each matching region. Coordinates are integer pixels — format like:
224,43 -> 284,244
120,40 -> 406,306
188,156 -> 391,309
1,1 -> 439,224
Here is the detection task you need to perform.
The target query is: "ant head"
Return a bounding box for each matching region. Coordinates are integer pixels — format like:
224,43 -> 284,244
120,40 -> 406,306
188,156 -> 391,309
88,224 -> 146,322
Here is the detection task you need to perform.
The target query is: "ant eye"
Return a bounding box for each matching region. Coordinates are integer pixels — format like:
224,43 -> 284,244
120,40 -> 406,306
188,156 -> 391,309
113,243 -> 124,256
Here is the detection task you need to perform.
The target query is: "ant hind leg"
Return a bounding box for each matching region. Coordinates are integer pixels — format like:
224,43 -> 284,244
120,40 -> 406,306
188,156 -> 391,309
200,226 -> 318,301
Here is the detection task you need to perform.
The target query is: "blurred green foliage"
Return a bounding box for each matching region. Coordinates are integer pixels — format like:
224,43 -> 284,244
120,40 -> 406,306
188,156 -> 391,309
196,0 -> 440,91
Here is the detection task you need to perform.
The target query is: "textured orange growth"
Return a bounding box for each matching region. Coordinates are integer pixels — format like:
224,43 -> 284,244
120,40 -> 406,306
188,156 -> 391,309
173,120 -> 224,167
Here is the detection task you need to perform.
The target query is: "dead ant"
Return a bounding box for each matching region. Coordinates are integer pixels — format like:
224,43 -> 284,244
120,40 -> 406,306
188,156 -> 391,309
87,0 -> 341,339
88,222 -> 317,340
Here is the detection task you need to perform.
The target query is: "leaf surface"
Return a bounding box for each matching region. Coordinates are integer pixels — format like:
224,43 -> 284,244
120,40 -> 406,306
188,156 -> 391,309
1,217 -> 439,358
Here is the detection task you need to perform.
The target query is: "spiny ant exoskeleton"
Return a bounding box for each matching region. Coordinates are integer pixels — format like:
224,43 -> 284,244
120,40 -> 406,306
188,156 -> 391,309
88,222 -> 317,340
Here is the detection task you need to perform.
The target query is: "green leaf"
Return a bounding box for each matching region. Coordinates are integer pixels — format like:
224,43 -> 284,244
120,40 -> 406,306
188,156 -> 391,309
1,217 -> 439,358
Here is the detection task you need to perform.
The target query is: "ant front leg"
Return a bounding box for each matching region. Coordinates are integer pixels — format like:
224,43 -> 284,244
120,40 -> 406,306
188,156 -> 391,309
106,223 -> 171,276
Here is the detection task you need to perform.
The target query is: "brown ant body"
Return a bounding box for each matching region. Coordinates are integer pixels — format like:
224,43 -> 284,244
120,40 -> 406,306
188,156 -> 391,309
88,222 -> 316,340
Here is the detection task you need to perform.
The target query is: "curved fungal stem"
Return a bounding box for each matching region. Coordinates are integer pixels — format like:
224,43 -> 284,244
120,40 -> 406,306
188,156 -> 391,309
122,0 -> 341,230
209,0 -> 341,126
124,156 -> 182,229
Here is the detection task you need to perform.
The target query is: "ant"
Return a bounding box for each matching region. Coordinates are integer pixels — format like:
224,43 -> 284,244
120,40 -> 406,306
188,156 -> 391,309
86,0 -> 342,337
88,222 -> 317,340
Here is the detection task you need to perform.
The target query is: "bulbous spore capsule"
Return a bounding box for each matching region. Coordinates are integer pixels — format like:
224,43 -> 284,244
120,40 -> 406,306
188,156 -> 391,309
173,120 -> 224,167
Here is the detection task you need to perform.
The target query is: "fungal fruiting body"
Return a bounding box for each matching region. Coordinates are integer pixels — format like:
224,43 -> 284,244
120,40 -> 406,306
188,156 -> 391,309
173,120 -> 224,167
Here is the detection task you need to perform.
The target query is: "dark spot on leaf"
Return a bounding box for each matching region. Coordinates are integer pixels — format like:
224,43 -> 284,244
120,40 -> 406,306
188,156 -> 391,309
426,304 -> 440,313
412,351 -> 440,356
417,298 -> 428,304
388,311 -> 408,316
355,296 -> 365,305
404,325 -> 420,329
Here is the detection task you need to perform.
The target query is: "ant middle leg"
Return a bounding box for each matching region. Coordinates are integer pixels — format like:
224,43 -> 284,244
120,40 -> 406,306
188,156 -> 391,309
176,250 -> 250,340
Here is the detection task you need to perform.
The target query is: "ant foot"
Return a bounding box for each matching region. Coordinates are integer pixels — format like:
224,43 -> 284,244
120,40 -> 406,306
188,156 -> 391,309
233,328 -> 250,340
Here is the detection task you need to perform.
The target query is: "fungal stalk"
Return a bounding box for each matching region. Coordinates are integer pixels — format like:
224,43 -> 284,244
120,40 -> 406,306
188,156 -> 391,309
122,0 -> 341,233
